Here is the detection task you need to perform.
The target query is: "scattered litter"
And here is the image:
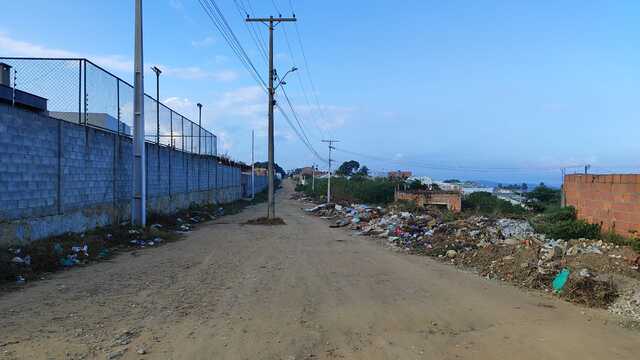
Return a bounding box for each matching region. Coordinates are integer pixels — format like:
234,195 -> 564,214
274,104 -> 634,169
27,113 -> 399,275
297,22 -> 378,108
71,245 -> 89,257
298,192 -> 640,319
53,243 -> 64,256
552,268 -> 571,292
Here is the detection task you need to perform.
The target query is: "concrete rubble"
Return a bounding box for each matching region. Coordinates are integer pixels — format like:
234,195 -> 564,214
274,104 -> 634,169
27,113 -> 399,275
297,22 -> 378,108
301,199 -> 640,326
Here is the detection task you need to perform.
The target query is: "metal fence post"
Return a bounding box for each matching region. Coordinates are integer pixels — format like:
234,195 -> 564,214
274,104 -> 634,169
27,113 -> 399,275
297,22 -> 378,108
114,78 -> 120,212
169,111 -> 172,200
182,116 -> 186,193
83,60 -> 87,127
78,60 -> 82,125
57,116 -> 63,215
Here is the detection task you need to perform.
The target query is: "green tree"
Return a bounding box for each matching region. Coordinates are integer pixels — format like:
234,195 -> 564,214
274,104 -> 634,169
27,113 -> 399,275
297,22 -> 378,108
408,179 -> 426,190
335,160 -> 360,176
357,166 -> 370,176
525,184 -> 561,212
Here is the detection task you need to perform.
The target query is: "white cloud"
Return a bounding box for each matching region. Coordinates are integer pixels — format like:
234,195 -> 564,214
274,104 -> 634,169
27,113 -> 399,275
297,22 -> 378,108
0,32 -> 237,82
296,104 -> 355,130
191,36 -> 216,48
169,0 -> 183,9
0,32 -> 133,72
160,65 -> 239,82
216,131 -> 233,152
163,97 -> 194,111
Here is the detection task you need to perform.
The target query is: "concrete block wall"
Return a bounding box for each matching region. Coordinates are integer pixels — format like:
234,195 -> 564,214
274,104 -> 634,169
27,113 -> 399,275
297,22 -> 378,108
564,174 -> 640,236
0,103 -> 266,244
0,106 -> 59,219
241,173 -> 268,198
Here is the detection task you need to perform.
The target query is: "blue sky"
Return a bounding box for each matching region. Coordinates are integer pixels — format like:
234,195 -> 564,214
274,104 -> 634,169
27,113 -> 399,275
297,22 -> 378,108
1,0 -> 639,185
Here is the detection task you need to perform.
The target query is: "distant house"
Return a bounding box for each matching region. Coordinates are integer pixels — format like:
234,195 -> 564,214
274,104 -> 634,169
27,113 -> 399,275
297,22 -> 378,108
395,189 -> 462,213
254,168 -> 268,176
388,170 -> 412,180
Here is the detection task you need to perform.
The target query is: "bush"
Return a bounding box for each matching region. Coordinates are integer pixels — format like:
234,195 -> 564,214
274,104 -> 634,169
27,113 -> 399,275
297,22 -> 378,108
525,184 -> 561,212
462,192 -> 527,217
539,206 -> 576,223
532,206 -> 601,239
601,230 -> 640,252
536,219 -> 601,239
297,177 -> 396,205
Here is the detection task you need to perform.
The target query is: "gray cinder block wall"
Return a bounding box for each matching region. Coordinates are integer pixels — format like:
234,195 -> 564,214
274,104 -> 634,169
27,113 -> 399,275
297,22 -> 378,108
0,103 -> 268,245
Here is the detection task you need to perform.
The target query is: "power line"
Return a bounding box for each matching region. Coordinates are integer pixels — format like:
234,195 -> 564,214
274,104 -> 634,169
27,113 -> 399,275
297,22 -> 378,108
275,103 -> 327,164
232,0 -> 269,64
279,84 -> 314,153
198,1 -> 328,167
288,0 -> 333,137
331,147 -> 602,174
268,0 -> 326,142
198,0 -> 267,91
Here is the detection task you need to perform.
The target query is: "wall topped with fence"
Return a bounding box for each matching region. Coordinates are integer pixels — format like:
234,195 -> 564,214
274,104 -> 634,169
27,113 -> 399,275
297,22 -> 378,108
0,57 -> 216,156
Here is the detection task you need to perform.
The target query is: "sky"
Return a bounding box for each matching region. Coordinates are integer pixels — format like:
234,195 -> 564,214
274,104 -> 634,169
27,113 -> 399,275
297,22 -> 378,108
1,0 -> 639,185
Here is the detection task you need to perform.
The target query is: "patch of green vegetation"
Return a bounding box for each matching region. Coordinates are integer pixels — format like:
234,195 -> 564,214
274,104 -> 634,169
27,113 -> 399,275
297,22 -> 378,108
298,177 -> 398,205
532,206 -> 601,239
461,191 -> 527,217
525,183 -> 562,212
601,230 -> 640,252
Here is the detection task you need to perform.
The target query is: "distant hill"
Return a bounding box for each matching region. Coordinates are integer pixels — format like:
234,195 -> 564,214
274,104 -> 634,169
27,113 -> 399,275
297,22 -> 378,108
471,180 -> 560,190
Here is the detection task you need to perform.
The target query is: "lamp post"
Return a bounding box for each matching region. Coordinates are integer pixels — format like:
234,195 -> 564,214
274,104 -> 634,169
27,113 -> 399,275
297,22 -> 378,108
197,103 -> 203,154
151,66 -> 162,145
132,0 -> 146,227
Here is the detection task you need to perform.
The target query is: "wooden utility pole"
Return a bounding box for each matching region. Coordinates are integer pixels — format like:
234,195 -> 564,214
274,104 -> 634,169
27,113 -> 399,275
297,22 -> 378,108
246,15 -> 296,219
322,139 -> 339,203
312,163 -> 315,192
251,130 -> 255,199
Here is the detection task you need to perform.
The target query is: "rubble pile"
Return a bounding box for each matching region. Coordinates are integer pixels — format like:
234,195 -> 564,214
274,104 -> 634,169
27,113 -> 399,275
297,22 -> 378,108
302,200 -> 640,320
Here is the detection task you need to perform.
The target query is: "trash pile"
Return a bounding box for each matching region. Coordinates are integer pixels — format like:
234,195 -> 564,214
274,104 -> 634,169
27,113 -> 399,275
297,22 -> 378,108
1,198 -> 241,289
302,201 -> 640,319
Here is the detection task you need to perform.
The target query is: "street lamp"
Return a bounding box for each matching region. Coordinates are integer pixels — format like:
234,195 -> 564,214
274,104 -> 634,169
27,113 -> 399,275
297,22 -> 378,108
275,66 -> 298,90
151,66 -> 162,145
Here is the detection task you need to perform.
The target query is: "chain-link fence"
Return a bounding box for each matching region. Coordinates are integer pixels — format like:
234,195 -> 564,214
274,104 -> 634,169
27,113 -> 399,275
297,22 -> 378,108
0,57 -> 217,156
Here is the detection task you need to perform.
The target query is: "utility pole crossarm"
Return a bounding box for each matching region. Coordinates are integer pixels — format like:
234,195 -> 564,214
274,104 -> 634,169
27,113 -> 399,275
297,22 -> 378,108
245,17 -> 297,23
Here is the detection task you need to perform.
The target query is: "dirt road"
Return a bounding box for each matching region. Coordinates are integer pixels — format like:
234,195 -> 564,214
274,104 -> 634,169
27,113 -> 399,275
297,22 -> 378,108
1,181 -> 638,359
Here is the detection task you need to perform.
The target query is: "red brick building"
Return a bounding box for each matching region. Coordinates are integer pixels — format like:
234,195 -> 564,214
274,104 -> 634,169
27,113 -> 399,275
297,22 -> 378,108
388,170 -> 412,180
395,189 -> 462,213
564,174 -> 640,236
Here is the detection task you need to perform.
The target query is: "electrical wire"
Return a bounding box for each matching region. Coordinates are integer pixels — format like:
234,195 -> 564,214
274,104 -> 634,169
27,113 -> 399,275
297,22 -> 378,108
279,85 -> 323,160
198,0 -> 267,91
232,0 -> 269,64
330,147 -> 607,174
275,102 -> 328,164
288,0 -> 333,137
198,0 -> 328,164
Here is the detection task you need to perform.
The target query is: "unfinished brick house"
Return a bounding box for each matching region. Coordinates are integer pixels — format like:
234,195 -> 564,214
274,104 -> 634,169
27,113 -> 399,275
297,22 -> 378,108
394,189 -> 462,213
564,174 -> 640,236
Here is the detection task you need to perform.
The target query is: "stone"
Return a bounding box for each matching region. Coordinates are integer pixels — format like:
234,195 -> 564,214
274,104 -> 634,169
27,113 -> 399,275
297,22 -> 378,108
446,250 -> 457,258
